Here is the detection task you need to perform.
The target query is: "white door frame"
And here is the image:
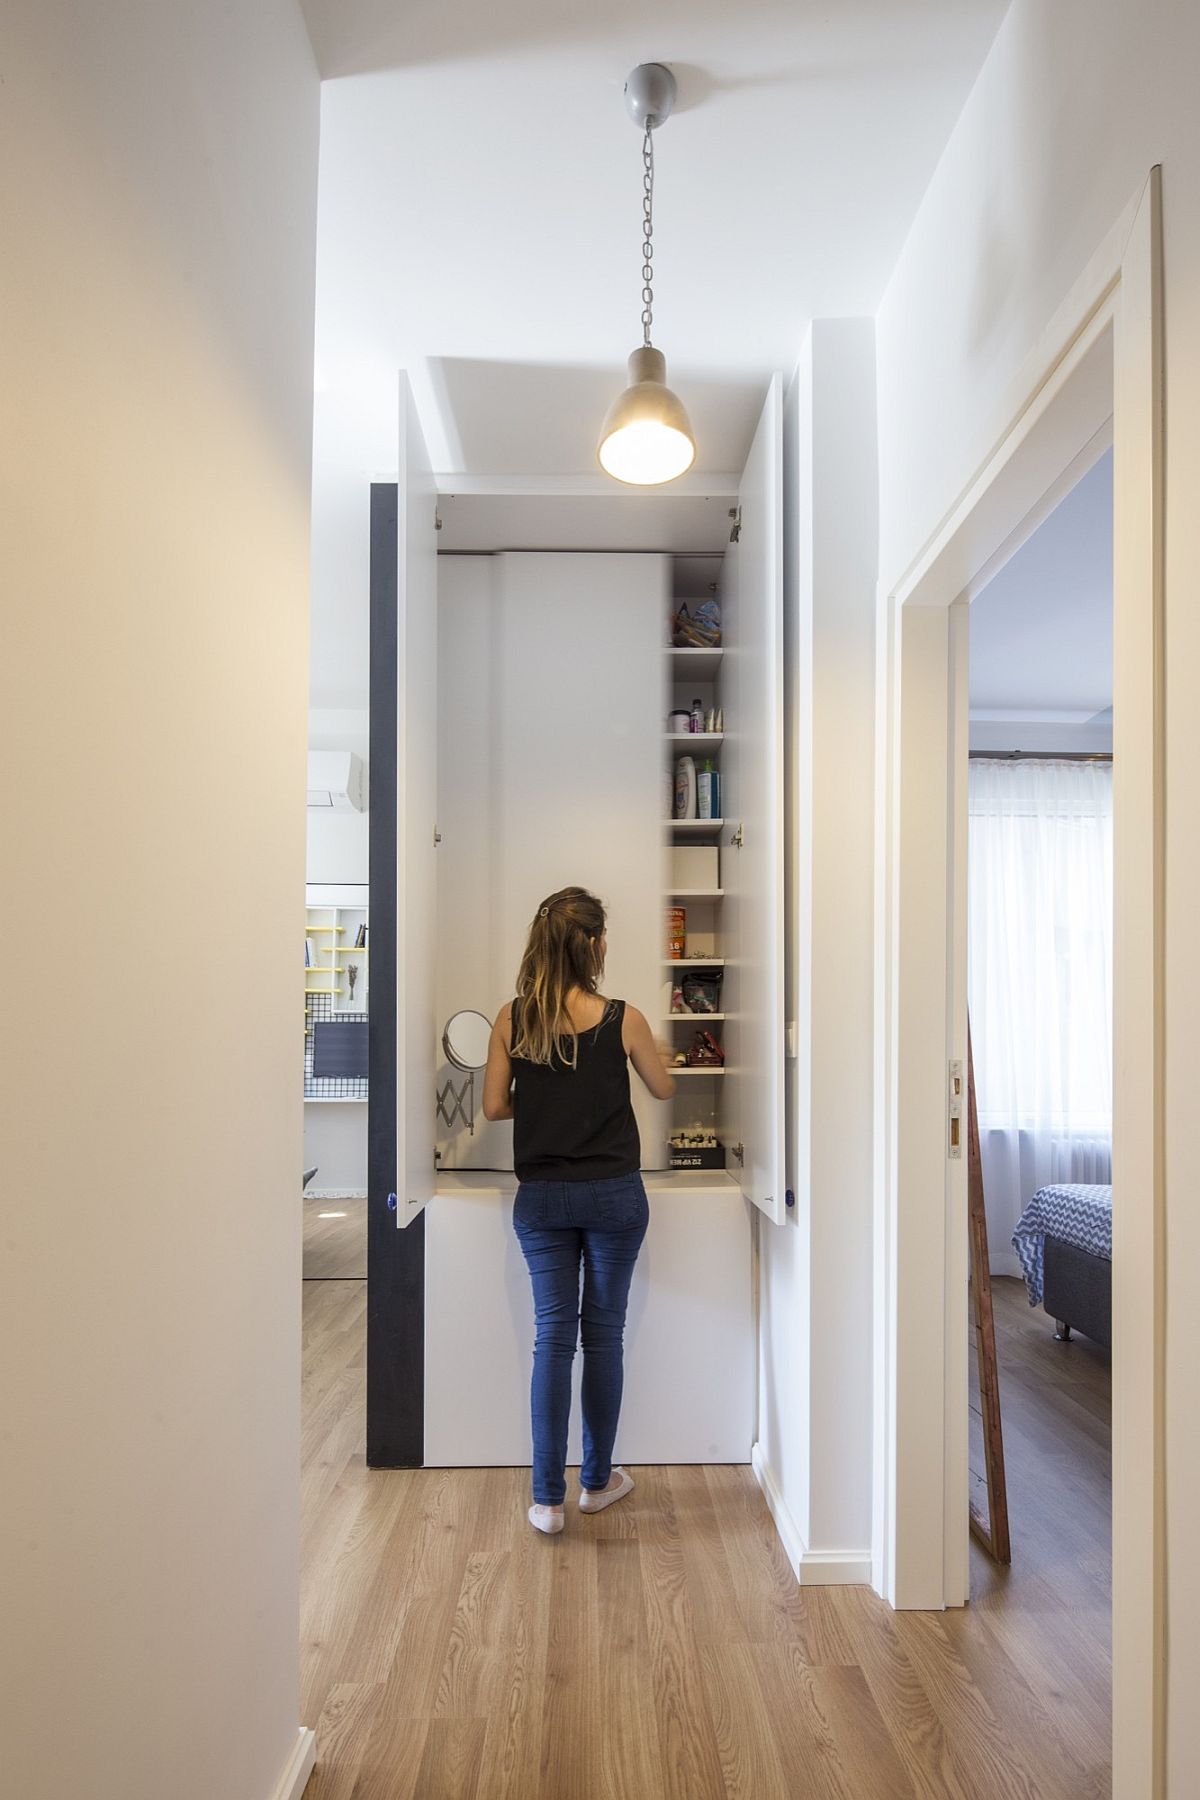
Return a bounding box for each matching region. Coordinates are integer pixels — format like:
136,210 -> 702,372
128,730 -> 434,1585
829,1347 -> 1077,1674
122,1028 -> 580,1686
874,170 -> 1164,1796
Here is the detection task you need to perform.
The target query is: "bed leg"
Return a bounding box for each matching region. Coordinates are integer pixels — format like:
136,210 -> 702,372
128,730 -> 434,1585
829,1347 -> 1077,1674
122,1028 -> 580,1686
1054,1319 -> 1072,1342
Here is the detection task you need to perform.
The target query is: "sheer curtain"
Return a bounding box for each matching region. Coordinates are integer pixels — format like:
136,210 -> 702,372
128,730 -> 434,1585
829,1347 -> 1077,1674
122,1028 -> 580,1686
968,758 -> 1113,1270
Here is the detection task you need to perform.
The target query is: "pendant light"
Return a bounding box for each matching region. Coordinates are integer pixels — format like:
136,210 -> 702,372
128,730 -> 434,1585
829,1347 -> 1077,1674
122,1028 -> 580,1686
598,64 -> 697,486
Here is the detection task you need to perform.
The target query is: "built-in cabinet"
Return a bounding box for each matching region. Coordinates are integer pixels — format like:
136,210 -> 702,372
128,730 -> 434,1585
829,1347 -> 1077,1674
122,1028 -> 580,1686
391,374 -> 785,1225
369,371 -> 785,1467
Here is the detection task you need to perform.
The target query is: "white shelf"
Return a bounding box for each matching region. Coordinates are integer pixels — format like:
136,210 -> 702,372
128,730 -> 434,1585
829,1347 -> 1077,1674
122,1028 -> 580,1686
673,1066 -> 726,1077
664,957 -> 725,967
668,647 -> 723,680
665,733 -> 724,749
669,819 -> 724,835
666,1012 -> 727,1021
667,887 -> 724,897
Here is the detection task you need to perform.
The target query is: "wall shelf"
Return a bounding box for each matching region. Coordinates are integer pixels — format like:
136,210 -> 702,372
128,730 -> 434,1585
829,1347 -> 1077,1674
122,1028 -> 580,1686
665,733 -> 724,749
673,1066 -> 726,1077
668,647 -> 723,680
664,957 -> 725,967
669,819 -> 724,836
666,1012 -> 727,1022
667,887 -> 724,897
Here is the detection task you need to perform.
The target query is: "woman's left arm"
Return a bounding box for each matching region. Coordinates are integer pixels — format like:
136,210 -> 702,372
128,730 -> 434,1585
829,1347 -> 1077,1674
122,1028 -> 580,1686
481,1004 -> 515,1121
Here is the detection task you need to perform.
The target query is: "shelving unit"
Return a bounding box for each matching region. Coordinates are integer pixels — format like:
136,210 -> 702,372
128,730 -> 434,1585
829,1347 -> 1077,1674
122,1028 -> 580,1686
665,566 -> 729,1162
305,890 -> 369,1101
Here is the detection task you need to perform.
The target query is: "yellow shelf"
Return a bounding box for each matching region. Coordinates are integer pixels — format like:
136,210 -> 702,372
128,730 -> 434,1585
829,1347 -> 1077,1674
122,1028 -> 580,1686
305,985 -> 346,994
305,925 -> 345,933
334,945 -> 368,953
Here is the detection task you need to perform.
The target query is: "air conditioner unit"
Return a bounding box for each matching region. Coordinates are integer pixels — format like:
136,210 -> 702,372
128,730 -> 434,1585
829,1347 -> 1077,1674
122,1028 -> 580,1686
307,750 -> 366,813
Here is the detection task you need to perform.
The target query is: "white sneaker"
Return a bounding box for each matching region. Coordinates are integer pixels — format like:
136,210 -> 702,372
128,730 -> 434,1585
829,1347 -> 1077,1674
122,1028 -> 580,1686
578,1467 -> 634,1513
528,1504 -> 565,1535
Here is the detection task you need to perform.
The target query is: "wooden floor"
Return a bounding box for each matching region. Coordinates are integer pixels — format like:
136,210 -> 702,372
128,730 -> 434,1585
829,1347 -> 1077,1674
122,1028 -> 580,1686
301,1274 -> 1111,1799
303,1194 -> 367,1280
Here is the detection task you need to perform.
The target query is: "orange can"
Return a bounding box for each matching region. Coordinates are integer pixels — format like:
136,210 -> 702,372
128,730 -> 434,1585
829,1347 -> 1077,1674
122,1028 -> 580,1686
665,906 -> 686,959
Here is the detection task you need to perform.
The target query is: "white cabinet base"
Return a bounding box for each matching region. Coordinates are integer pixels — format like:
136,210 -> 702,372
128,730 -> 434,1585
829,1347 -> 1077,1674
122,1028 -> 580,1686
424,1173 -> 754,1468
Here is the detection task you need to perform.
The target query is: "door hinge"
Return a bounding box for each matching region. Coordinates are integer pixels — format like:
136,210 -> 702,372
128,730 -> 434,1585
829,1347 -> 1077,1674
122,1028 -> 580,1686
728,505 -> 742,544
730,822 -> 745,849
435,508 -> 443,532
731,1141 -> 745,1165
948,1058 -> 964,1159
433,825 -> 443,846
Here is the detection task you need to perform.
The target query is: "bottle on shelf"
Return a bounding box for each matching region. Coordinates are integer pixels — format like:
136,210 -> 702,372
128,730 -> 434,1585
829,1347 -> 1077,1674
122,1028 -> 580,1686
690,697 -> 704,733
697,761 -> 714,820
674,755 -> 698,820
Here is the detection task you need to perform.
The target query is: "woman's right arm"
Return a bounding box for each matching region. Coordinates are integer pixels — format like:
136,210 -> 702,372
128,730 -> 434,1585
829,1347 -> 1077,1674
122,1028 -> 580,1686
624,1004 -> 676,1101
481,1004 -> 515,1121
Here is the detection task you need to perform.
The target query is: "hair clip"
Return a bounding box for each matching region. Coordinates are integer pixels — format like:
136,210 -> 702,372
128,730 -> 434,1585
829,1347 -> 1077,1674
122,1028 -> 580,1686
540,905 -> 550,917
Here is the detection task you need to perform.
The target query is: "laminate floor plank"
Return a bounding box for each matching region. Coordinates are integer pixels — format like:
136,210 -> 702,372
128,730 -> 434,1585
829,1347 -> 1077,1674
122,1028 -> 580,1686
638,1537 -> 729,1800
299,1277 -> 1112,1799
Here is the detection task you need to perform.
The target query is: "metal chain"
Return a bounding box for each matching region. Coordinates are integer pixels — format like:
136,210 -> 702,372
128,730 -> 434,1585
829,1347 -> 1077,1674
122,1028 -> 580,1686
641,123 -> 654,347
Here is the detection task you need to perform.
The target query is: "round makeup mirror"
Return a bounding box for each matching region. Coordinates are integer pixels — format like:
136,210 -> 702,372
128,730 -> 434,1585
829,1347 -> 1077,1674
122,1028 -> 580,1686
442,1009 -> 492,1072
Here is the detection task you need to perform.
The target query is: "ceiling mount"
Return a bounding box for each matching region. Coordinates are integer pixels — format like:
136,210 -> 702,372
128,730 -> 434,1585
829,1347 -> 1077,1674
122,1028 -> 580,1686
623,63 -> 677,130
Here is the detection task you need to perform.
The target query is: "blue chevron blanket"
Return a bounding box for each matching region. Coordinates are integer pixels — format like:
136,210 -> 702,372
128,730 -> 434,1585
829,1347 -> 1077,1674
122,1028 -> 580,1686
1011,1184 -> 1113,1306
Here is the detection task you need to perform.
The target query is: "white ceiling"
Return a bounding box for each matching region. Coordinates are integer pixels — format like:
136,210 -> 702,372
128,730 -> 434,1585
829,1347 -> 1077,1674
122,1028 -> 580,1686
969,448 -> 1113,719
305,0 -> 1007,479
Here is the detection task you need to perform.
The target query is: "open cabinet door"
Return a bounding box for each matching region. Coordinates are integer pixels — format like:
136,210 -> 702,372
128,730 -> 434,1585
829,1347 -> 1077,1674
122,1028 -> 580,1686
723,376 -> 786,1223
395,373 -> 439,1226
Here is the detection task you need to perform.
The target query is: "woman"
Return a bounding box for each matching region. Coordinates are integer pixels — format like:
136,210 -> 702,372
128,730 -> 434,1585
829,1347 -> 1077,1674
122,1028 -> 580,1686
482,886 -> 675,1535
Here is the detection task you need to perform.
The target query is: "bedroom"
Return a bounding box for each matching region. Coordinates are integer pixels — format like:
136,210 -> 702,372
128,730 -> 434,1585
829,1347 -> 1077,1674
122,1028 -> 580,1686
967,442 -> 1113,1731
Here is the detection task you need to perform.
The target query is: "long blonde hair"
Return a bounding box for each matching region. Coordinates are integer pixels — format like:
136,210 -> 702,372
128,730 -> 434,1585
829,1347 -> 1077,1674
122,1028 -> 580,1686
512,886 -> 607,1068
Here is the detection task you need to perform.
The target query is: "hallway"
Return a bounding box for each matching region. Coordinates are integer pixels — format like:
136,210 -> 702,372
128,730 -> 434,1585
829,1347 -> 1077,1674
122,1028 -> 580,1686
301,1281 -> 1110,1799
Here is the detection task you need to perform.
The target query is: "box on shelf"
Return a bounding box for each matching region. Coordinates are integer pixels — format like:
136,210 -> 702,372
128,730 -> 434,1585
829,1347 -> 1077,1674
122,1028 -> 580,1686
665,905 -> 686,958
670,845 -> 720,890
668,1143 -> 727,1171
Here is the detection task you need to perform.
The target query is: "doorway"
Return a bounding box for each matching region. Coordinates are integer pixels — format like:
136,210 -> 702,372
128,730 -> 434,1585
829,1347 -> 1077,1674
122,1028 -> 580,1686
876,171 -> 1163,1794
965,445 -> 1114,1759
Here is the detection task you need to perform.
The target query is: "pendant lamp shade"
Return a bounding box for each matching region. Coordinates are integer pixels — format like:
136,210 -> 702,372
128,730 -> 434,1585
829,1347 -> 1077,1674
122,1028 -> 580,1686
597,346 -> 696,486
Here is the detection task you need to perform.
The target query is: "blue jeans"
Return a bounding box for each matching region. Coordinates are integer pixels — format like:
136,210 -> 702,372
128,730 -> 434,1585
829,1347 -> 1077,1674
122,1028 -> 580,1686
512,1173 -> 649,1505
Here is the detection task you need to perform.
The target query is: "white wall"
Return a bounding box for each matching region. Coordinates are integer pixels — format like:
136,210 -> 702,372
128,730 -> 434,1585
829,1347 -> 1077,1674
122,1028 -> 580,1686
875,0 -> 1200,1780
307,706 -> 370,884
757,321 -> 877,1578
0,5 -> 318,1797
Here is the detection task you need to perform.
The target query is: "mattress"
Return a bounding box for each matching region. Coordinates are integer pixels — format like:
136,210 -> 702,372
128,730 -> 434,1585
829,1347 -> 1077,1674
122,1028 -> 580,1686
1011,1183 -> 1113,1306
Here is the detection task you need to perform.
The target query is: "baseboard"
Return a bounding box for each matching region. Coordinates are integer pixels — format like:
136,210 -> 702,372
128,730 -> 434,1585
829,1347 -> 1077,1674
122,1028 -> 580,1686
751,1443 -> 873,1586
305,1188 -> 368,1202
267,1727 -> 316,1800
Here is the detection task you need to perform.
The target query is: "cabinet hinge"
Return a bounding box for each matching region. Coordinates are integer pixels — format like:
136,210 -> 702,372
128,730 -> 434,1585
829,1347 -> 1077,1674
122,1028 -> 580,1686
433,825 -> 443,846
730,822 -> 745,849
728,505 -> 741,544
731,1141 -> 745,1165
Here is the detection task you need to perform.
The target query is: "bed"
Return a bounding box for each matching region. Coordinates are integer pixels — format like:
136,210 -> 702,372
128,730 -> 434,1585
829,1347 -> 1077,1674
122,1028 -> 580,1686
1011,1183 -> 1112,1348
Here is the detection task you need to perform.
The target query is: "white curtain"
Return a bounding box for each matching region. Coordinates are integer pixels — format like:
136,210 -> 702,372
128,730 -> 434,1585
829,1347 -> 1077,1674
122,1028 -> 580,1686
967,758 -> 1113,1270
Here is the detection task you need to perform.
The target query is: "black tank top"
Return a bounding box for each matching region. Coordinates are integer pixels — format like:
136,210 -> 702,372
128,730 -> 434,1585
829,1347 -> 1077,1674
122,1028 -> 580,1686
510,997 -> 641,1182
